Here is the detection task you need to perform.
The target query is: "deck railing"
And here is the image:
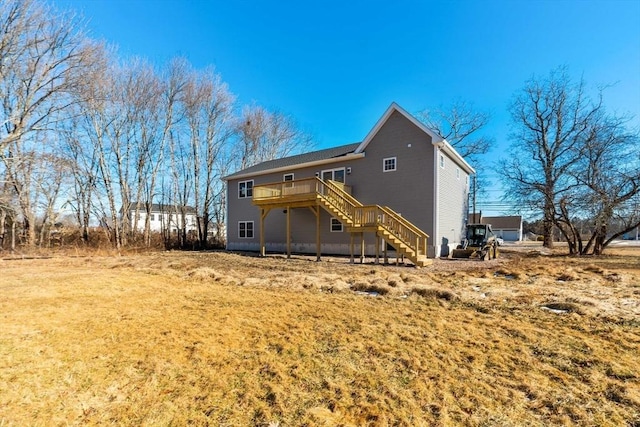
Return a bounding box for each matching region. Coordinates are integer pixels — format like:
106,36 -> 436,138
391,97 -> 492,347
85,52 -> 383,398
253,177 -> 429,257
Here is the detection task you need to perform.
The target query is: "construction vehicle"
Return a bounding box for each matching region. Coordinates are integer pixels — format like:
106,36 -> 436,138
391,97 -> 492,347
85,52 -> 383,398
451,223 -> 499,260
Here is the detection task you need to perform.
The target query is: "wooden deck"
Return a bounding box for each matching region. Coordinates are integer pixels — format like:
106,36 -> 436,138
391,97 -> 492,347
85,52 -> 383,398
253,178 -> 431,267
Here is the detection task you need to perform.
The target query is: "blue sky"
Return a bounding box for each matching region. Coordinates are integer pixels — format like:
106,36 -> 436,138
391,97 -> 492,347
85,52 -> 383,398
54,0 -> 640,214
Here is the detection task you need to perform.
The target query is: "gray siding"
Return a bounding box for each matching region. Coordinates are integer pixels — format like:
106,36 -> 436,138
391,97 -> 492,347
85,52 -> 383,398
436,149 -> 470,257
226,108 -> 470,259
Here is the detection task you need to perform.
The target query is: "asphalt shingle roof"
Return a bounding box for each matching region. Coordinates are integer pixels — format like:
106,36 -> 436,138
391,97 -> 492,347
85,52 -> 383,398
224,143 -> 360,180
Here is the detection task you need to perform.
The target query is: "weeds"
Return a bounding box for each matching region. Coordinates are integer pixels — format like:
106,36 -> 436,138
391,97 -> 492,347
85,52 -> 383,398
0,249 -> 638,425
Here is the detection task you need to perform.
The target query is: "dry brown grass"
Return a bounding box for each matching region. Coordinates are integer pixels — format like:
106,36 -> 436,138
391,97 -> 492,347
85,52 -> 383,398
1,248 -> 639,426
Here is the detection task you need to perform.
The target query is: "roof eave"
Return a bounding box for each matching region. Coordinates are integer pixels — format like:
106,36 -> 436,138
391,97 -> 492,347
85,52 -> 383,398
354,102 -> 445,154
222,152 -> 365,181
434,139 -> 476,175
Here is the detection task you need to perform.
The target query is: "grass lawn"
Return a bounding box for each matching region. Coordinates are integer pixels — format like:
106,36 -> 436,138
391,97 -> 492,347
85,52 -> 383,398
1,249 -> 639,426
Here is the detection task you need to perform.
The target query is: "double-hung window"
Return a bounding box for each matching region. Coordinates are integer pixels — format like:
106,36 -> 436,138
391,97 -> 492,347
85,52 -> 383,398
330,218 -> 343,232
238,221 -> 254,238
238,180 -> 253,198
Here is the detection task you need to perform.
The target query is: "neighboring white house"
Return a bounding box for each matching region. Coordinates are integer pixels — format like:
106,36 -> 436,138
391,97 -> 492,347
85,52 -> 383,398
469,214 -> 523,242
127,203 -> 198,233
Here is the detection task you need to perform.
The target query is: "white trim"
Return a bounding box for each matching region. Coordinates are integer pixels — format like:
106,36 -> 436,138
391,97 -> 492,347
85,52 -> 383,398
434,139 -> 475,174
383,157 -> 397,172
355,102 -> 443,154
238,220 -> 254,239
238,180 -> 254,199
330,218 -> 343,232
456,167 -> 460,180
433,144 -> 439,257
321,167 -> 346,183
354,102 -> 475,175
222,153 -> 364,181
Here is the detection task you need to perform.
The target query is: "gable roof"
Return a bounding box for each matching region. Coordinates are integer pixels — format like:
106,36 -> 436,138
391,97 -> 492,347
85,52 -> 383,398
356,102 -> 475,174
223,102 -> 475,181
223,143 -> 362,181
355,102 -> 443,153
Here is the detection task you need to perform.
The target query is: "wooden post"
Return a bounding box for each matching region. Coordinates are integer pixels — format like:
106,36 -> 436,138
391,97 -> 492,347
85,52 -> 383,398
350,233 -> 354,264
375,234 -> 380,264
259,208 -> 266,257
360,232 -> 365,264
383,239 -> 388,265
286,206 -> 291,259
315,206 -> 321,261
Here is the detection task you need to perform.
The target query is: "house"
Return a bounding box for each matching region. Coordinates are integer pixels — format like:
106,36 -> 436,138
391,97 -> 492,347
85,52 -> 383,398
223,103 -> 475,265
469,214 -> 523,242
127,203 -> 198,233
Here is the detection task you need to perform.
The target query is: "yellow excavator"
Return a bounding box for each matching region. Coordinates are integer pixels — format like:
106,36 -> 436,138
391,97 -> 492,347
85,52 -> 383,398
451,223 -> 499,260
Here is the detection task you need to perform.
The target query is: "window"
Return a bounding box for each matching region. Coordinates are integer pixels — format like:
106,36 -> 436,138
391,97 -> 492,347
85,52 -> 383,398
439,154 -> 445,169
321,168 -> 345,183
238,180 -> 253,198
383,157 -> 397,172
330,218 -> 343,232
238,221 -> 254,238
456,167 -> 460,180
150,214 -> 155,221
283,173 -> 294,181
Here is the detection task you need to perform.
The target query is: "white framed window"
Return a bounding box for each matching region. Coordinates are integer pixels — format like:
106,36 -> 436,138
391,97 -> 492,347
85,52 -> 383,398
321,168 -> 346,183
439,154 -> 445,169
283,173 -> 294,181
330,218 -> 343,232
383,157 -> 397,172
238,180 -> 253,198
456,167 -> 460,180
238,221 -> 254,238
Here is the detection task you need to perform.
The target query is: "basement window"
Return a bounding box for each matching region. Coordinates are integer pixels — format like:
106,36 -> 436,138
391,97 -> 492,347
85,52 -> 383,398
238,221 -> 254,238
330,218 -> 343,232
383,157 -> 397,172
238,180 -> 253,198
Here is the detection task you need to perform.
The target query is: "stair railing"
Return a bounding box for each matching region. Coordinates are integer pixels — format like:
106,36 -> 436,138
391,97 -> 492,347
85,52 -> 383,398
254,177 -> 429,258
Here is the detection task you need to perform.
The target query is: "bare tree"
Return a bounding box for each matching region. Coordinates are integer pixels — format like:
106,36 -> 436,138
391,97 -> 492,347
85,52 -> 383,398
0,0 -> 102,152
501,67 -> 602,248
235,105 -> 313,170
180,66 -> 234,248
418,100 -> 493,163
572,116 -> 640,254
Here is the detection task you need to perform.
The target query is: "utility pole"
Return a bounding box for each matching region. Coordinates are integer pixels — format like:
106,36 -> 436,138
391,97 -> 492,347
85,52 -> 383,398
472,175 -> 477,223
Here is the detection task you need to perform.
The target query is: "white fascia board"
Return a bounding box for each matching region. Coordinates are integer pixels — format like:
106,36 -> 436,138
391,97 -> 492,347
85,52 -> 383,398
433,139 -> 476,175
355,102 -> 444,154
222,153 -> 365,181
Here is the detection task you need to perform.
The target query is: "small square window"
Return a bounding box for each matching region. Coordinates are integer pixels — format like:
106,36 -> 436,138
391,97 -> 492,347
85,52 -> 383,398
330,218 -> 343,232
283,173 -> 294,181
239,221 -> 254,238
383,157 -> 397,172
238,180 -> 253,198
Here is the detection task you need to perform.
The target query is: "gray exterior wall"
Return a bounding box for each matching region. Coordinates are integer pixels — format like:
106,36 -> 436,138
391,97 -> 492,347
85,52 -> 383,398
226,108 -> 470,258
435,147 -> 471,257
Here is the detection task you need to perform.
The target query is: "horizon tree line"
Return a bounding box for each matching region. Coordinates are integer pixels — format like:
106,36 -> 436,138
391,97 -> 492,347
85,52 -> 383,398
1,0 -> 638,255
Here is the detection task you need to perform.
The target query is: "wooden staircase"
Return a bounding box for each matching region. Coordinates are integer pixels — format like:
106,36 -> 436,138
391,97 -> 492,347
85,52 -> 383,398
253,177 -> 431,267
